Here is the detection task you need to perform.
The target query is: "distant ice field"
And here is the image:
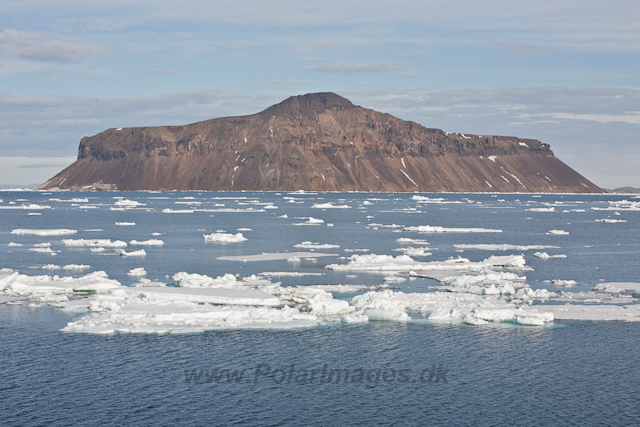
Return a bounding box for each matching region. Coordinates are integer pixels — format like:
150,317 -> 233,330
2,190 -> 639,332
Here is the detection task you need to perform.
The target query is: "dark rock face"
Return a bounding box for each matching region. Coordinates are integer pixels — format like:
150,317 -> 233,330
39,92 -> 604,193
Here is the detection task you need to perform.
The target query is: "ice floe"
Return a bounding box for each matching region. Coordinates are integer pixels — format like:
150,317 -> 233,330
11,229 -> 77,236
534,252 -> 567,259
130,239 -> 164,246
162,208 -> 194,214
0,270 -> 123,303
293,217 -> 324,226
203,232 -> 247,243
128,268 -> 147,277
527,207 -> 555,212
114,199 -> 145,207
294,241 -> 340,249
218,252 -> 338,262
327,254 -> 527,273
312,203 -> 350,209
404,225 -> 502,233
547,229 -> 569,235
592,282 -> 640,296
115,249 -> 147,257
454,244 -> 560,251
553,280 -> 577,287
63,239 -> 127,248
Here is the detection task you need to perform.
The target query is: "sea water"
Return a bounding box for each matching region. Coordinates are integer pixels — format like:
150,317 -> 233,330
1,191 -> 639,425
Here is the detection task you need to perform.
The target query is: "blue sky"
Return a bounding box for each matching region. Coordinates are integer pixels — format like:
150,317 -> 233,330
1,0 -> 638,188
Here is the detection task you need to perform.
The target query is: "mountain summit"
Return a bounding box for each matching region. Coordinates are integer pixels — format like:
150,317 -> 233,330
39,92 -> 602,193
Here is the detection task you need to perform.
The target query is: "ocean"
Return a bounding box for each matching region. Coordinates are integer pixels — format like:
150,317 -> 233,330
1,190 -> 639,425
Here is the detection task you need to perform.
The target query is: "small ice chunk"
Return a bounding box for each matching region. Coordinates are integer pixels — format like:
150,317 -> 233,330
128,268 -> 147,277
312,203 -> 350,209
63,264 -> 90,270
63,239 -> 127,248
534,252 -> 567,259
404,225 -> 501,233
115,249 -> 147,257
294,241 -> 340,249
547,230 -> 569,235
11,229 -> 77,236
553,279 -> 577,287
203,232 -> 247,243
130,239 -> 164,246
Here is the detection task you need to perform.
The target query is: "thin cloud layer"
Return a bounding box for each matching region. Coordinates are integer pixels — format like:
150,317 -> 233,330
0,29 -> 107,64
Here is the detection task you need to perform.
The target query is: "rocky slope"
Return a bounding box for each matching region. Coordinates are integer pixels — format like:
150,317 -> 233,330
39,92 -> 603,193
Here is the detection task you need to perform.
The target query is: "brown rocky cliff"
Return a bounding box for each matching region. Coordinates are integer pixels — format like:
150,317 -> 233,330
39,92 -> 603,193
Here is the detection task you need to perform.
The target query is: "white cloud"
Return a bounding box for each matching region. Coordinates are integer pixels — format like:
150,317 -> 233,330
0,29 -> 107,64
522,112 -> 640,125
306,62 -> 411,76
0,156 -> 76,187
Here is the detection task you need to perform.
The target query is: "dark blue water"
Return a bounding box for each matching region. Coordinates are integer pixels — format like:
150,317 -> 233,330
1,191 -> 639,425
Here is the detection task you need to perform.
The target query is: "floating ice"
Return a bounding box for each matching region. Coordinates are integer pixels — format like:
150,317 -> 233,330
300,290 -> 352,316
29,247 -> 58,255
203,232 -> 247,243
595,219 -> 627,223
527,207 -> 555,212
218,252 -> 338,262
61,302 -> 316,334
128,268 -> 147,277
553,280 -> 577,287
116,222 -> 135,226
258,272 -> 324,277
393,247 -> 433,257
130,239 -> 164,246
454,244 -> 560,251
114,199 -> 145,207
341,313 -> 369,324
547,230 -> 569,235
199,208 -> 265,213
312,203 -> 350,209
404,225 -> 502,233
327,254 -> 527,273
115,249 -> 147,257
162,208 -> 194,213
63,264 -> 90,270
7,242 -> 23,247
293,217 -> 324,226
411,195 -> 463,204
11,229 -> 77,236
592,200 -> 640,211
383,276 -> 407,283
294,241 -> 340,249
62,239 -> 127,248
351,290 -> 552,325
0,204 -> 51,210
538,304 -> 640,322
534,252 -> 567,259
396,238 -> 429,245
592,282 -> 640,295
0,271 -> 123,301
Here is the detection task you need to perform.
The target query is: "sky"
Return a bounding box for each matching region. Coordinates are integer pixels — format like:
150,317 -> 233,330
0,0 -> 638,189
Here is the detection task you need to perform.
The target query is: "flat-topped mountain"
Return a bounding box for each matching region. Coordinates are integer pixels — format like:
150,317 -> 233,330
39,92 -> 603,193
